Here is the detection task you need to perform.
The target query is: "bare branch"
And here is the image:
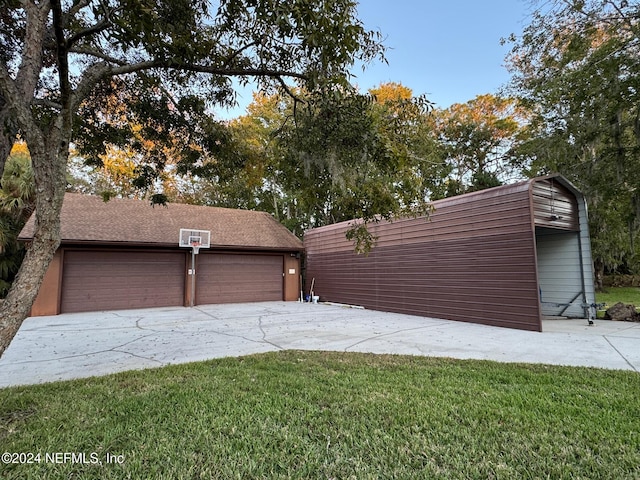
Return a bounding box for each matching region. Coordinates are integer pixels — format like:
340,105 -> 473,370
605,0 -> 638,32
70,54 -> 311,114
108,60 -> 308,83
67,0 -> 91,18
221,40 -> 261,68
65,3 -> 124,49
0,64 -> 45,146
70,61 -> 112,111
275,76 -> 306,104
66,16 -> 112,49
32,98 -> 63,110
51,0 -> 71,104
175,62 -> 307,82
68,47 -> 127,66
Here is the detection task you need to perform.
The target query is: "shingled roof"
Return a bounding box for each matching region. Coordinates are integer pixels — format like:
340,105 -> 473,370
19,193 -> 304,251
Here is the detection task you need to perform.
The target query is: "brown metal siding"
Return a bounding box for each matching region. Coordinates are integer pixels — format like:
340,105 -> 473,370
532,179 -> 579,230
304,183 -> 542,331
61,250 -> 185,313
196,253 -> 283,304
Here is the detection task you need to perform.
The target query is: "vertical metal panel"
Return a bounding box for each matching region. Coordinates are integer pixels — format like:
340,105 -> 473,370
304,183 -> 543,331
536,229 -> 585,317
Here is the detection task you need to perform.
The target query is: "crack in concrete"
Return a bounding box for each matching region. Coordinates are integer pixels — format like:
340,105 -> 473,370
603,335 -> 638,372
110,348 -> 165,366
258,315 -> 284,350
603,324 -> 640,337
5,331 -> 161,366
194,307 -> 280,348
344,324 -> 447,352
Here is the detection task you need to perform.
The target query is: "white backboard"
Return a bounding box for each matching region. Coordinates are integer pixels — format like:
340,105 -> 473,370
179,229 -> 211,248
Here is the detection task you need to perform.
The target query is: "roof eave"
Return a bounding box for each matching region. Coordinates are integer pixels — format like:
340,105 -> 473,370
18,238 -> 304,252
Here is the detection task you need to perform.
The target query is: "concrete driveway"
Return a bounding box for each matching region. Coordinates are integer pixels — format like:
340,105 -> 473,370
1,301 -> 638,387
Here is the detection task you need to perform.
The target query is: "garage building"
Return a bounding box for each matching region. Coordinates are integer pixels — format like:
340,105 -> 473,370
20,193 -> 303,316
303,174 -> 595,332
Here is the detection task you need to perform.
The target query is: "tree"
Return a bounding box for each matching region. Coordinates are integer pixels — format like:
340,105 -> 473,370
0,142 -> 35,297
432,94 -> 528,197
0,0 -> 384,357
368,82 -> 446,206
505,0 -> 640,286
222,83 -> 439,250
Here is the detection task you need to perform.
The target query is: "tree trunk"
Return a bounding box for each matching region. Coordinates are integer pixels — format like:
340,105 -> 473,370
0,108 -> 17,177
594,259 -> 605,292
0,212 -> 61,355
0,145 -> 66,358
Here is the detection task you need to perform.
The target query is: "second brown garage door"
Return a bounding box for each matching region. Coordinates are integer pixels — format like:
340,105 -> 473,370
196,253 -> 283,304
61,250 -> 186,313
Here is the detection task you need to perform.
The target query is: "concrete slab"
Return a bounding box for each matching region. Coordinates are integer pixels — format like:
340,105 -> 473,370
0,302 -> 638,388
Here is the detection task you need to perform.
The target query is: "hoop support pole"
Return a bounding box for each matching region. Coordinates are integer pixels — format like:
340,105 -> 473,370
190,248 -> 196,307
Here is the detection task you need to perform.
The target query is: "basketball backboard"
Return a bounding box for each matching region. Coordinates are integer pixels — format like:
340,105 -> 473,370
179,229 -> 211,249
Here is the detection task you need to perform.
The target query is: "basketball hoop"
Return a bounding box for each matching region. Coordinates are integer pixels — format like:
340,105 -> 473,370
179,228 -> 211,307
190,237 -> 202,255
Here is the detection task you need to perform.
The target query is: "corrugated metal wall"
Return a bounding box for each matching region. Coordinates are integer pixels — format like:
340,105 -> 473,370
304,182 -> 543,331
536,230 -> 586,317
533,178 -> 595,319
532,179 -> 579,230
305,175 -> 596,331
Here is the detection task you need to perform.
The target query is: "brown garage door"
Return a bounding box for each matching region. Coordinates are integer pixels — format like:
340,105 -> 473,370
196,253 -> 283,304
61,250 -> 185,313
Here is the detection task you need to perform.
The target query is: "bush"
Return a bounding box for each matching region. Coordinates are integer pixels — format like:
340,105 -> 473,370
603,275 -> 640,288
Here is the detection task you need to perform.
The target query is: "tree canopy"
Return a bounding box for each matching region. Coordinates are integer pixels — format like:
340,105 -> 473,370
432,94 -> 528,197
505,0 -> 640,284
0,0 -> 384,357
206,83 -> 439,252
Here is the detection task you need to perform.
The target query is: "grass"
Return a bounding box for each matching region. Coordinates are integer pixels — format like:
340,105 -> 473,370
1,351 -> 639,479
595,286 -> 640,318
596,286 -> 640,308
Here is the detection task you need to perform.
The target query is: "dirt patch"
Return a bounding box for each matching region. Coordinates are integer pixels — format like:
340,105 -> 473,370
605,302 -> 640,322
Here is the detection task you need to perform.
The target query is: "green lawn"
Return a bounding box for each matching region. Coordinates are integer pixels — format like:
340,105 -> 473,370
596,286 -> 640,308
1,351 -> 639,479
596,286 -> 640,318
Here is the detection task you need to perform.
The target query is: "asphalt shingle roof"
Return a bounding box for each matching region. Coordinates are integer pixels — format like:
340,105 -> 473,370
19,193 -> 303,251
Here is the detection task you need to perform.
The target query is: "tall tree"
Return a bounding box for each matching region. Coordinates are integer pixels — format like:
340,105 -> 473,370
223,83 -> 439,250
433,94 -> 528,197
0,0 -> 384,357
505,0 -> 640,285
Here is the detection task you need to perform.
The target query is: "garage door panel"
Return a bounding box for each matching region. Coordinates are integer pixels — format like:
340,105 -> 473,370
196,253 -> 283,304
61,251 -> 185,313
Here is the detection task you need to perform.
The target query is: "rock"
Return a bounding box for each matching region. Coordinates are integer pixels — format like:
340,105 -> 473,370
605,302 -> 640,322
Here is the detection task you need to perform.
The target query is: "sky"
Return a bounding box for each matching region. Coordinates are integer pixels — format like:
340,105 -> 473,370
219,0 -> 532,119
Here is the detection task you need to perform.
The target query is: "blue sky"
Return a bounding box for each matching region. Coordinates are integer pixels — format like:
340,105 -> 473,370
220,0 -> 531,118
